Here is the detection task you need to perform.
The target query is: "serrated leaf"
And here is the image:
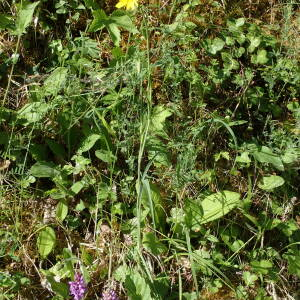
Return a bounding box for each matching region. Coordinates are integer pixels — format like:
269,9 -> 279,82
13,1 -> 39,36
37,227 -> 56,258
56,200 -> 68,222
77,134 -> 101,153
30,162 -> 60,178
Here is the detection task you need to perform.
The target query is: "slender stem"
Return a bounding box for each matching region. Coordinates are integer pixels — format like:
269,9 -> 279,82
2,34 -> 21,107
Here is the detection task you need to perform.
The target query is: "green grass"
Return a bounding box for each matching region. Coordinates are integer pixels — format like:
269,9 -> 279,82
0,0 -> 300,299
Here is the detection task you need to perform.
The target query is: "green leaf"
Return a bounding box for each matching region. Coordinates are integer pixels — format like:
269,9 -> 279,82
210,37 -> 225,54
84,0 -> 100,10
252,146 -> 284,171
248,36 -> 261,53
146,136 -> 171,167
56,200 -> 68,222
149,105 -> 172,137
46,275 -> 69,298
71,181 -> 84,194
110,14 -> 138,34
124,271 -> 153,300
281,148 -> 299,164
37,227 -> 56,258
77,134 -> 101,153
30,162 -> 60,178
13,1 -> 39,36
256,49 -> 268,64
88,9 -> 108,32
0,14 -> 14,30
250,260 -> 273,275
95,149 -> 116,163
258,175 -> 285,190
199,191 -> 240,224
142,232 -> 167,255
46,139 -> 66,159
17,102 -> 49,125
242,271 -> 258,286
140,181 -> 166,231
107,23 -> 121,45
235,152 -> 251,165
283,250 -> 300,277
43,67 -> 68,96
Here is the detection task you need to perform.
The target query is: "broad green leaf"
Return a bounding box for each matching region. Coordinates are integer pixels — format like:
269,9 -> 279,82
17,102 -> 49,125
242,271 -> 258,286
235,18 -> 245,27
210,37 -> 225,54
107,23 -> 121,45
95,149 -> 116,163
252,146 -> 284,171
248,36 -> 261,53
140,181 -> 166,231
88,9 -> 108,32
13,1 -> 39,36
77,134 -> 101,153
0,14 -> 14,30
142,232 -> 167,255
149,105 -> 172,137
235,152 -> 251,165
56,200 -> 68,222
199,191 -> 241,224
124,271 -> 153,300
221,52 -> 239,70
283,250 -> 300,277
250,260 -> 273,275
110,15 -> 138,34
84,0 -> 100,10
37,226 -> 56,258
281,148 -> 299,164
256,49 -> 268,64
46,139 -> 66,159
46,275 -> 69,298
44,67 -> 68,96
71,181 -> 84,194
146,136 -> 171,167
258,175 -> 285,190
30,162 -> 60,178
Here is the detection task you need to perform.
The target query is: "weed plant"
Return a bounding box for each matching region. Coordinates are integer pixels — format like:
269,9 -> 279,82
0,0 -> 299,299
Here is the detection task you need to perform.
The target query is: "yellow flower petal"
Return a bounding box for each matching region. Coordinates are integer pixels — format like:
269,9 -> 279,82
116,0 -> 138,10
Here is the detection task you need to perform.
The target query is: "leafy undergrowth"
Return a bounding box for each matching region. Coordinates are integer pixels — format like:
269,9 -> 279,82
0,0 -> 300,299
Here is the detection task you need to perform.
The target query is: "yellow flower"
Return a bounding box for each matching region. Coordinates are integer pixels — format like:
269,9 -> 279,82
116,0 -> 138,10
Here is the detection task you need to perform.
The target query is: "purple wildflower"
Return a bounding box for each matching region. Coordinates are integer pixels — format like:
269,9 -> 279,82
102,289 -> 119,300
68,272 -> 87,300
